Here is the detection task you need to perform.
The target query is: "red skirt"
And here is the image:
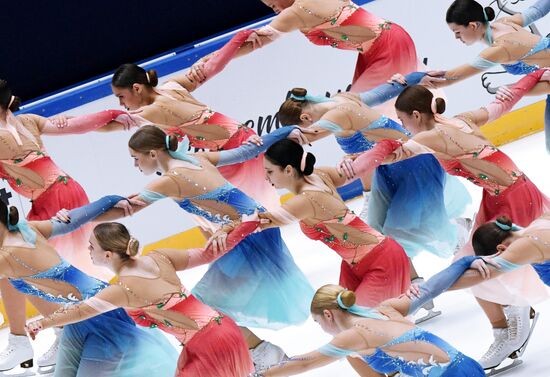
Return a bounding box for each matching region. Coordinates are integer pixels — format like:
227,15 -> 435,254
339,237 -> 410,307
27,178 -> 109,280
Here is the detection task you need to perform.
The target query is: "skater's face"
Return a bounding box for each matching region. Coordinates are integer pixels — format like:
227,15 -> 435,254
447,22 -> 483,46
264,158 -> 293,189
396,109 -> 423,134
112,85 -> 144,111
313,311 -> 340,336
129,147 -> 159,176
88,234 -> 111,267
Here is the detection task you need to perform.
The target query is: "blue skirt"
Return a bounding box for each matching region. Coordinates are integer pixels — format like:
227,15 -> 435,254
192,227 -> 314,329
443,353 -> 485,376
55,308 -> 177,377
366,154 -> 471,258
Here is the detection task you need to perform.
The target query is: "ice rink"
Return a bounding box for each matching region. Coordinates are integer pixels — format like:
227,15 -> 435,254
1,131 -> 548,376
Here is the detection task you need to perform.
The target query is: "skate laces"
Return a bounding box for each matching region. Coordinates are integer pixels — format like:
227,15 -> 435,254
480,332 -> 507,360
39,338 -> 60,361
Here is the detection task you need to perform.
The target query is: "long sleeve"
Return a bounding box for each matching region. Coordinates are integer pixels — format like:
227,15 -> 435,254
359,72 -> 426,107
485,69 -> 545,122
216,126 -> 298,166
523,0 -> 550,26
198,30 -> 254,85
38,286 -> 127,330
42,110 -> 136,135
349,139 -> 404,179
50,195 -> 125,238
408,256 -> 478,315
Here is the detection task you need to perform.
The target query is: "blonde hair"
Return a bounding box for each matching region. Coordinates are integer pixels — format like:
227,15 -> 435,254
310,284 -> 356,315
93,222 -> 140,260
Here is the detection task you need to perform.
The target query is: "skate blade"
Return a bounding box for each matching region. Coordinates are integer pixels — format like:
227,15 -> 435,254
510,312 -> 540,359
0,368 -> 36,377
485,359 -> 523,376
414,310 -> 442,325
36,365 -> 55,375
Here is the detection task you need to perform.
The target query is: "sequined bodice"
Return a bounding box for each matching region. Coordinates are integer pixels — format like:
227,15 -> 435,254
303,2 -> 389,52
502,36 -> 550,75
167,109 -> 253,151
438,146 -> 521,196
335,116 -> 410,154
0,153 -> 67,199
364,327 -> 461,376
8,259 -> 107,305
176,182 -> 264,224
300,211 -> 385,265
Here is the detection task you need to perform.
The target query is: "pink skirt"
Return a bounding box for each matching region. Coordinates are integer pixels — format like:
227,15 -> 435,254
339,237 -> 410,307
457,176 -> 550,305
218,127 -> 280,210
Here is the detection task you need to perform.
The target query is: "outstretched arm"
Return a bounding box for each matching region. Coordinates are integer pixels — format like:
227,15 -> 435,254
187,8 -> 301,86
201,126 -> 299,166
464,69 -> 546,126
521,0 -> 550,26
30,195 -> 127,240
359,72 -> 427,107
36,111 -> 138,135
25,285 -> 129,337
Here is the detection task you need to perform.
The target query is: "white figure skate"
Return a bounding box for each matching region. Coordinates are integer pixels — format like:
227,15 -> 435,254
36,328 -> 62,374
0,334 -> 34,376
250,341 -> 288,371
411,277 -> 442,324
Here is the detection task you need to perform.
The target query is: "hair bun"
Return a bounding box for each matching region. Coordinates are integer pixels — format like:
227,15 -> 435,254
168,134 -> 179,152
146,69 -> 159,87
126,237 -> 140,257
8,206 -> 19,226
340,290 -> 356,308
496,215 -> 512,229
303,152 -> 316,176
290,87 -> 307,98
484,6 -> 495,22
435,97 -> 446,115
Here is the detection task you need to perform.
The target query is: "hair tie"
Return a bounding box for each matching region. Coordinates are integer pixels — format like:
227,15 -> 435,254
336,290 -> 350,310
289,93 -> 333,104
431,97 -> 439,114
145,72 -> 151,84
482,8 -> 489,22
300,151 -> 308,173
495,220 -> 520,232
7,96 -> 15,109
165,134 -> 200,166
482,8 -> 493,44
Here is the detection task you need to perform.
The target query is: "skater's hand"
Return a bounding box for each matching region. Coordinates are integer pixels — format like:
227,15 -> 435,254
495,86 -> 514,102
337,157 -> 356,180
471,257 -> 501,279
243,134 -> 263,146
49,114 -> 69,129
406,283 -> 421,299
115,196 -> 146,217
26,320 -> 43,340
388,73 -> 407,85
420,71 -> 447,88
287,127 -> 315,146
205,226 -> 232,255
53,208 -> 71,223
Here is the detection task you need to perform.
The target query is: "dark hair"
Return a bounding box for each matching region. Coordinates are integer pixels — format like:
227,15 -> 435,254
0,198 -> 19,229
472,216 -> 514,256
278,88 -> 309,126
93,222 -> 140,261
0,80 -> 21,112
128,125 -> 177,153
395,85 -> 446,115
265,138 -> 316,176
112,63 -> 159,89
446,0 -> 495,26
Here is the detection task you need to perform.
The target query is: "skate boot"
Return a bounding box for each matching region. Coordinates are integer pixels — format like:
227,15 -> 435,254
505,306 -> 539,359
480,328 -> 523,376
37,327 -> 62,374
411,278 -> 442,324
0,333 -> 34,372
250,341 -> 288,371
